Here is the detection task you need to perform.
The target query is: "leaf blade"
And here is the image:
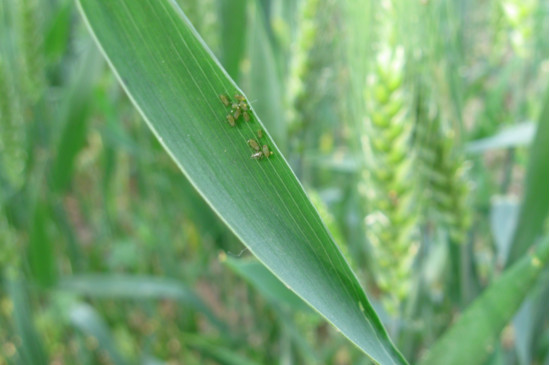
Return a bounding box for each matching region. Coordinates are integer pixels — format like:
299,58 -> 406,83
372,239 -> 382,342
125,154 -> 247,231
506,93 -> 549,267
419,239 -> 549,365
69,303 -> 127,365
76,1 -> 406,363
59,274 -> 227,331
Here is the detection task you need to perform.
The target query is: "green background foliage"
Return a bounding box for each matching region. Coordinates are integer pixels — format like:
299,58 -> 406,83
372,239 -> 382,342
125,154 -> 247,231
0,0 -> 548,364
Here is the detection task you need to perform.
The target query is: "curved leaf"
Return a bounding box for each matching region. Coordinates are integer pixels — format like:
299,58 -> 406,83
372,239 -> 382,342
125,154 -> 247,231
224,256 -> 311,312
69,303 -> 127,365
419,239 -> 549,365
76,0 -> 406,363
59,274 -> 226,331
466,122 -> 535,153
506,94 -> 549,267
6,279 -> 48,365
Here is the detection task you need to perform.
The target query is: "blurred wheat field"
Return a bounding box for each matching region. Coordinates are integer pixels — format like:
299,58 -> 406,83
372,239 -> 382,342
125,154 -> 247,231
0,0 -> 548,364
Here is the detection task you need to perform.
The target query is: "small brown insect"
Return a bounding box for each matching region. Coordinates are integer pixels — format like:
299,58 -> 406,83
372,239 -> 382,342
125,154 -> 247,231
234,94 -> 245,101
262,145 -> 273,158
243,112 -> 250,122
231,103 -> 240,110
219,94 -> 230,106
247,139 -> 260,151
257,129 -> 263,139
233,109 -> 241,119
226,114 -> 235,127
239,101 -> 248,111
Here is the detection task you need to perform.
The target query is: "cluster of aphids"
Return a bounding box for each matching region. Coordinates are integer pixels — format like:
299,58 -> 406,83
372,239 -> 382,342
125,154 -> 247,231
219,93 -> 250,126
219,93 -> 273,160
247,129 -> 273,160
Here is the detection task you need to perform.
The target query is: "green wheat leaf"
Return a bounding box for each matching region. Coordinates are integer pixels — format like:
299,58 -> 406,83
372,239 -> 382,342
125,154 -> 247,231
419,239 -> 548,365
76,0 -> 406,363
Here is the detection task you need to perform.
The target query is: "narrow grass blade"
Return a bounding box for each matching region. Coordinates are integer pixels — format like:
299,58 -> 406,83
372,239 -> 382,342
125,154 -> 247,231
44,0 -> 72,63
513,274 -> 549,365
183,334 -> 261,365
27,200 -> 56,287
59,274 -> 226,331
242,2 -> 285,146
506,94 -> 549,267
76,0 -> 406,363
220,0 -> 247,80
50,42 -> 103,192
5,279 -> 48,365
224,257 -> 321,362
466,122 -> 535,153
223,256 -> 311,312
490,197 -> 520,265
419,239 -> 549,365
69,303 -> 127,365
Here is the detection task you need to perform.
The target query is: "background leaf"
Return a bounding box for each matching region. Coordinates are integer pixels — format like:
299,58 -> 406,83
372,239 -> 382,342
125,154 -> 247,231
59,274 -> 226,331
419,239 -> 549,365
76,0 -> 406,363
5,279 -> 48,365
241,1 -> 286,146
69,303 -> 127,365
220,0 -> 248,80
223,256 -> 311,312
506,93 -> 549,267
183,334 -> 261,365
27,200 -> 57,287
50,41 -> 103,192
466,122 -> 535,153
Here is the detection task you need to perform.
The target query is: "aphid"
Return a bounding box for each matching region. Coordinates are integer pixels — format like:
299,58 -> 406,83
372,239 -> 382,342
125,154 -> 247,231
247,139 -> 260,151
250,151 -> 264,160
234,94 -> 245,101
257,129 -> 263,139
239,101 -> 248,111
233,109 -> 241,119
262,145 -> 273,158
243,112 -> 250,122
226,114 -> 235,127
231,102 -> 240,110
219,94 -> 230,106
